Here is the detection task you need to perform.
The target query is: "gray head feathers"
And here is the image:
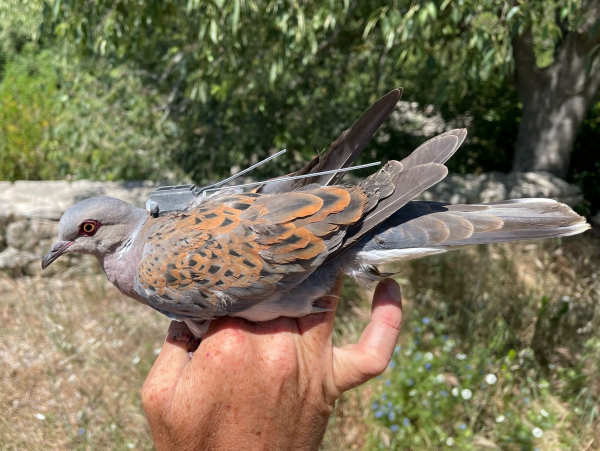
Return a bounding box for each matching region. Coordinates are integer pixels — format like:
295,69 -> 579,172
58,196 -> 144,241
42,196 -> 147,270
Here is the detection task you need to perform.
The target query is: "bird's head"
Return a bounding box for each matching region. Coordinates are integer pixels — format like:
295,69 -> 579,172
42,196 -> 145,269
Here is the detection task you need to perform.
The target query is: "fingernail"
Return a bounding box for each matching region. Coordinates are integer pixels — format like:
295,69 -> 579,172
383,278 -> 401,301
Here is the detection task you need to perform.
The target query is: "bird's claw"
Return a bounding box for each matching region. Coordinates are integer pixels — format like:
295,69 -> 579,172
171,331 -> 201,355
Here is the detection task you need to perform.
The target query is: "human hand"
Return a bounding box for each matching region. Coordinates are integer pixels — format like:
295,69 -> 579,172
142,278 -> 403,451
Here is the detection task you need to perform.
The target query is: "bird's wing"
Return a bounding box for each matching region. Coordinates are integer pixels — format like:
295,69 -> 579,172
323,130 -> 467,262
134,187 -> 366,320
258,88 -> 403,194
397,129 -> 466,170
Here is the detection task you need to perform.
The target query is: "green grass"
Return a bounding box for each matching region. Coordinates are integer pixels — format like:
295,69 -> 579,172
366,235 -> 600,450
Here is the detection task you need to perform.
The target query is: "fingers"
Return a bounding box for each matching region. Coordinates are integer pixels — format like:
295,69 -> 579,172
332,278 -> 402,395
143,321 -> 192,404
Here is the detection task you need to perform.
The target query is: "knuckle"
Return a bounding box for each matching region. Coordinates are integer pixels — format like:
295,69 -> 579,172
262,352 -> 298,380
203,327 -> 248,364
378,309 -> 402,331
260,338 -> 298,378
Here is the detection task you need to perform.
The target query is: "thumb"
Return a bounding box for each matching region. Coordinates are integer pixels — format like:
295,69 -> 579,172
332,279 -> 403,395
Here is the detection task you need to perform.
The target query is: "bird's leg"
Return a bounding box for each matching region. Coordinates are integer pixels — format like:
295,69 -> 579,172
310,294 -> 339,313
183,319 -> 211,358
171,331 -> 202,357
186,337 -> 202,358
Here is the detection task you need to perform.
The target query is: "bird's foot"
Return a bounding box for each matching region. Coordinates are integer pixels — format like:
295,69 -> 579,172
172,331 -> 201,357
172,331 -> 193,343
187,337 -> 201,355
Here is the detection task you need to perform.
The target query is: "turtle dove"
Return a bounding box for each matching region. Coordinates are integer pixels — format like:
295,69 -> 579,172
42,88 -> 590,338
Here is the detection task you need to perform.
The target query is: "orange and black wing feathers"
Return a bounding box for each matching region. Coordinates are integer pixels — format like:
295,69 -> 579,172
135,187 -> 366,320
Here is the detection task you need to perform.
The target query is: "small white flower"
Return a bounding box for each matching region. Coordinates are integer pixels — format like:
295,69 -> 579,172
34,413 -> 45,421
131,356 -> 140,365
127,443 -> 135,449
532,427 -> 543,438
495,415 -> 505,423
436,374 -> 445,383
110,423 -> 116,430
426,390 -> 433,397
154,347 -> 162,355
457,353 -> 467,360
424,352 -> 433,361
446,437 -> 455,446
409,389 -> 418,396
452,387 -> 459,397
461,389 -> 472,400
485,374 -> 497,385
540,409 -> 549,417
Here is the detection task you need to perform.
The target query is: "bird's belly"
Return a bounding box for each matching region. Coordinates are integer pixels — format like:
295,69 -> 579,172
229,280 -> 332,322
229,294 -> 315,321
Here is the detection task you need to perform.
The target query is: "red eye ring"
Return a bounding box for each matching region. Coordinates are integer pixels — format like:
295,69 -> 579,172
79,220 -> 101,236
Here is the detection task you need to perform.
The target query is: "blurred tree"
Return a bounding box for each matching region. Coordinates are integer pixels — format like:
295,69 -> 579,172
510,1 -> 600,177
46,0 -> 600,180
0,0 -> 43,59
0,47 -> 57,180
0,0 -> 186,182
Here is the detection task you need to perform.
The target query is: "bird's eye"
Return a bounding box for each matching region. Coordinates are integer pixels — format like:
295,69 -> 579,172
79,220 -> 101,236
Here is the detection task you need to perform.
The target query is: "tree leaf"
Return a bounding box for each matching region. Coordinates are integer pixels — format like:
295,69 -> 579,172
52,0 -> 61,20
210,19 -> 218,44
506,6 -> 520,22
427,2 -> 437,20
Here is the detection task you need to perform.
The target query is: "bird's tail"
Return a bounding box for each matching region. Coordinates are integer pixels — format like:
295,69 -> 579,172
353,199 -> 590,265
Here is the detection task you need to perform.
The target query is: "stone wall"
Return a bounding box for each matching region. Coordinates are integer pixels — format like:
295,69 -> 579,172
0,180 -> 160,277
0,173 -> 584,276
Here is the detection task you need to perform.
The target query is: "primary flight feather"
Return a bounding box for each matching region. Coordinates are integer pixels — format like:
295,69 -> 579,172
42,88 -> 590,338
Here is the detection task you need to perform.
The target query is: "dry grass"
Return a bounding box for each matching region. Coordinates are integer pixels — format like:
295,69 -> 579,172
0,273 -> 166,450
0,268 -> 376,450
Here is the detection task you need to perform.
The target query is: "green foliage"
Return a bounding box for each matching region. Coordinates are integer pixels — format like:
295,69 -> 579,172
2,0 -> 599,214
368,239 -> 600,449
0,47 -> 57,180
369,316 -> 556,450
43,57 -> 186,181
0,0 -> 44,58
0,46 -> 185,182
0,0 -> 186,182
44,0 -> 589,182
46,0 -> 381,180
48,0 -> 586,105
439,78 -> 522,175
570,98 -> 600,217
369,313 -> 600,449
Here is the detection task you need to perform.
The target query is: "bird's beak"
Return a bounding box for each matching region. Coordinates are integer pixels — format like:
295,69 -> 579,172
42,240 -> 74,269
